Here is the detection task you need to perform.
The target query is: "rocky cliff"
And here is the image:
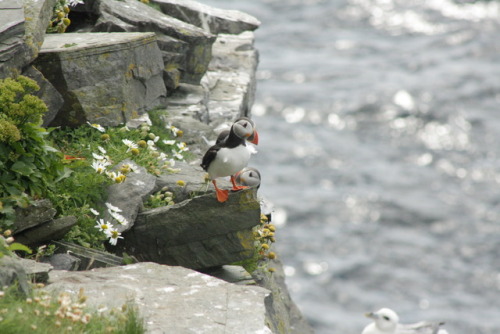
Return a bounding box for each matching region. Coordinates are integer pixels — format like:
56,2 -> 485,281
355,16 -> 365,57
0,0 -> 313,333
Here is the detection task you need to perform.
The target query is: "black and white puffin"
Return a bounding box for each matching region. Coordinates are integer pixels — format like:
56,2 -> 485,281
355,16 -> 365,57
201,118 -> 259,202
215,117 -> 258,146
235,167 -> 261,189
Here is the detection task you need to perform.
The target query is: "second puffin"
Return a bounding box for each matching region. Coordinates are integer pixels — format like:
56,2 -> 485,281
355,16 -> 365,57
201,117 -> 259,202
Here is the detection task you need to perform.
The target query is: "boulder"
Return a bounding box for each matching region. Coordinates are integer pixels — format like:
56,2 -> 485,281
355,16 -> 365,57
34,32 -> 167,127
0,0 -> 28,78
45,262 -> 272,333
41,253 -> 81,271
0,0 -> 56,79
203,31 -> 259,126
0,254 -> 31,296
92,0 -> 216,86
15,257 -> 53,283
102,159 -> 157,233
114,189 -> 260,269
22,0 -> 58,59
151,0 -> 261,35
13,216 -> 77,247
22,66 -> 64,127
51,240 -> 124,270
13,199 -> 56,234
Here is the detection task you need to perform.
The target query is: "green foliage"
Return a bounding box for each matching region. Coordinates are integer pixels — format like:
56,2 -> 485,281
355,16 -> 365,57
0,76 -> 66,229
0,285 -> 145,334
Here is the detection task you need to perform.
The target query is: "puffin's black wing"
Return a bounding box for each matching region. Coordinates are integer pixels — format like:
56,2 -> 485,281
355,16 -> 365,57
215,129 -> 230,145
201,145 -> 220,171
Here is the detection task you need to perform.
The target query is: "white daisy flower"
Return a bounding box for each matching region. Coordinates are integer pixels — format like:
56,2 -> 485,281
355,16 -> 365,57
87,122 -> 105,133
162,139 -> 176,146
98,146 -> 107,154
105,202 -> 122,213
90,208 -> 99,216
91,160 -> 107,174
94,219 -> 110,232
176,142 -> 189,152
110,211 -> 129,226
147,140 -> 157,151
106,228 -> 123,246
122,139 -> 138,152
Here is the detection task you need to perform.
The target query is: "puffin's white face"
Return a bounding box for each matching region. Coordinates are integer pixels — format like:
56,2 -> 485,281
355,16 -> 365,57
232,119 -> 254,139
367,308 -> 399,332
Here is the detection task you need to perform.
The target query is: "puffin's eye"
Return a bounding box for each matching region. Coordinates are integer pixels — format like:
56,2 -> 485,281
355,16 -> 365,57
383,316 -> 390,321
249,172 -> 254,177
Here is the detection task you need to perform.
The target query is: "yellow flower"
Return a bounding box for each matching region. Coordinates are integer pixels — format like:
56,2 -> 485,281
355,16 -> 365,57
137,140 -> 147,148
101,133 -> 110,141
176,180 -> 186,187
131,148 -> 140,155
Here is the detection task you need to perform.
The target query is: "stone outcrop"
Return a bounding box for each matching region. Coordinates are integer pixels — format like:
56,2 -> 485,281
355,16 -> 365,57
34,32 -> 167,127
12,200 -> 77,248
151,0 -> 261,35
90,0 -> 216,87
114,189 -> 260,270
45,262 -> 273,334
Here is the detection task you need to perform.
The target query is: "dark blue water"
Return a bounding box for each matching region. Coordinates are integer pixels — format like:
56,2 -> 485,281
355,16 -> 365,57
205,0 -> 500,333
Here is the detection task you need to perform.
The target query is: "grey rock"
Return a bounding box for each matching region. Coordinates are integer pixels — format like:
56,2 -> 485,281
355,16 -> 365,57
16,257 -> 53,283
52,241 -> 124,270
22,0 -> 58,59
151,0 -> 260,35
41,253 -> 81,271
251,258 -> 315,334
115,189 -> 260,270
14,216 -> 77,247
45,262 -> 272,334
0,0 -> 28,78
102,159 -> 157,233
0,0 -> 56,79
34,32 -> 167,127
93,0 -> 216,86
22,66 -> 64,126
203,265 -> 255,286
13,199 -> 56,234
203,32 -> 259,125
0,254 -> 31,296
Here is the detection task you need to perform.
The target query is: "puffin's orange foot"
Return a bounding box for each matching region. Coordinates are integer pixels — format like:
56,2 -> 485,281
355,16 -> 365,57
231,185 -> 248,192
215,188 -> 229,202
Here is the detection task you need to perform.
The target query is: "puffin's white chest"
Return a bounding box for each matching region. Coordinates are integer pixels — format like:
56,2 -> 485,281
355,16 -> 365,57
207,145 -> 251,179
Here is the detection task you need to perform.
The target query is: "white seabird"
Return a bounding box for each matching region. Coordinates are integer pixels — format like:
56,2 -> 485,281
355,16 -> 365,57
362,308 -> 449,334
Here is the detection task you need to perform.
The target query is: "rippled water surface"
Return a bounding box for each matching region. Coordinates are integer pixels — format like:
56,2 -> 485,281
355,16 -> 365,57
205,0 -> 500,333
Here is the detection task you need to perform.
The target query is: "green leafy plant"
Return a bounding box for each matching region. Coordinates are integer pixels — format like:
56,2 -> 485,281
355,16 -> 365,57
0,76 -> 66,228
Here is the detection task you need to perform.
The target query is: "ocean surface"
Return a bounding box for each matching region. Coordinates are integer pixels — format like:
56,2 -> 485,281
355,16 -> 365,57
205,0 -> 500,333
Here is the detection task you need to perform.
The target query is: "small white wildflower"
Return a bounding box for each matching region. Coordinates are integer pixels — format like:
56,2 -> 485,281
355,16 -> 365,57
67,0 -> 84,7
157,152 -> 167,161
90,208 -> 99,216
147,140 -> 157,151
162,139 -> 176,146
87,122 -> 105,133
106,228 -> 123,246
105,202 -> 122,213
91,160 -> 107,174
110,211 -> 129,226
173,150 -> 184,160
176,142 -> 189,152
122,139 -> 138,152
97,146 -> 107,154
94,219 -> 110,232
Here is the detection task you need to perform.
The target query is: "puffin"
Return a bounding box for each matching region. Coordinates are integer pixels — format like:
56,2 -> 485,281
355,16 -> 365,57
201,118 -> 259,202
216,117 -> 258,146
235,167 -> 261,189
362,308 -> 448,334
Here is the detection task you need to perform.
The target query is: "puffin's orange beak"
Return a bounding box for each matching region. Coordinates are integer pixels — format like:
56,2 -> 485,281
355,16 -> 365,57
249,130 -> 259,145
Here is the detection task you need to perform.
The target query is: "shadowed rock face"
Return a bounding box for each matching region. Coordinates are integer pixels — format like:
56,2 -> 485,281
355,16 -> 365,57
114,189 -> 261,270
34,32 -> 167,127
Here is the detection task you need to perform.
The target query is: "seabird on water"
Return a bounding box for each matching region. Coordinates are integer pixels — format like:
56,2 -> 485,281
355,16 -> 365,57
362,308 -> 448,334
